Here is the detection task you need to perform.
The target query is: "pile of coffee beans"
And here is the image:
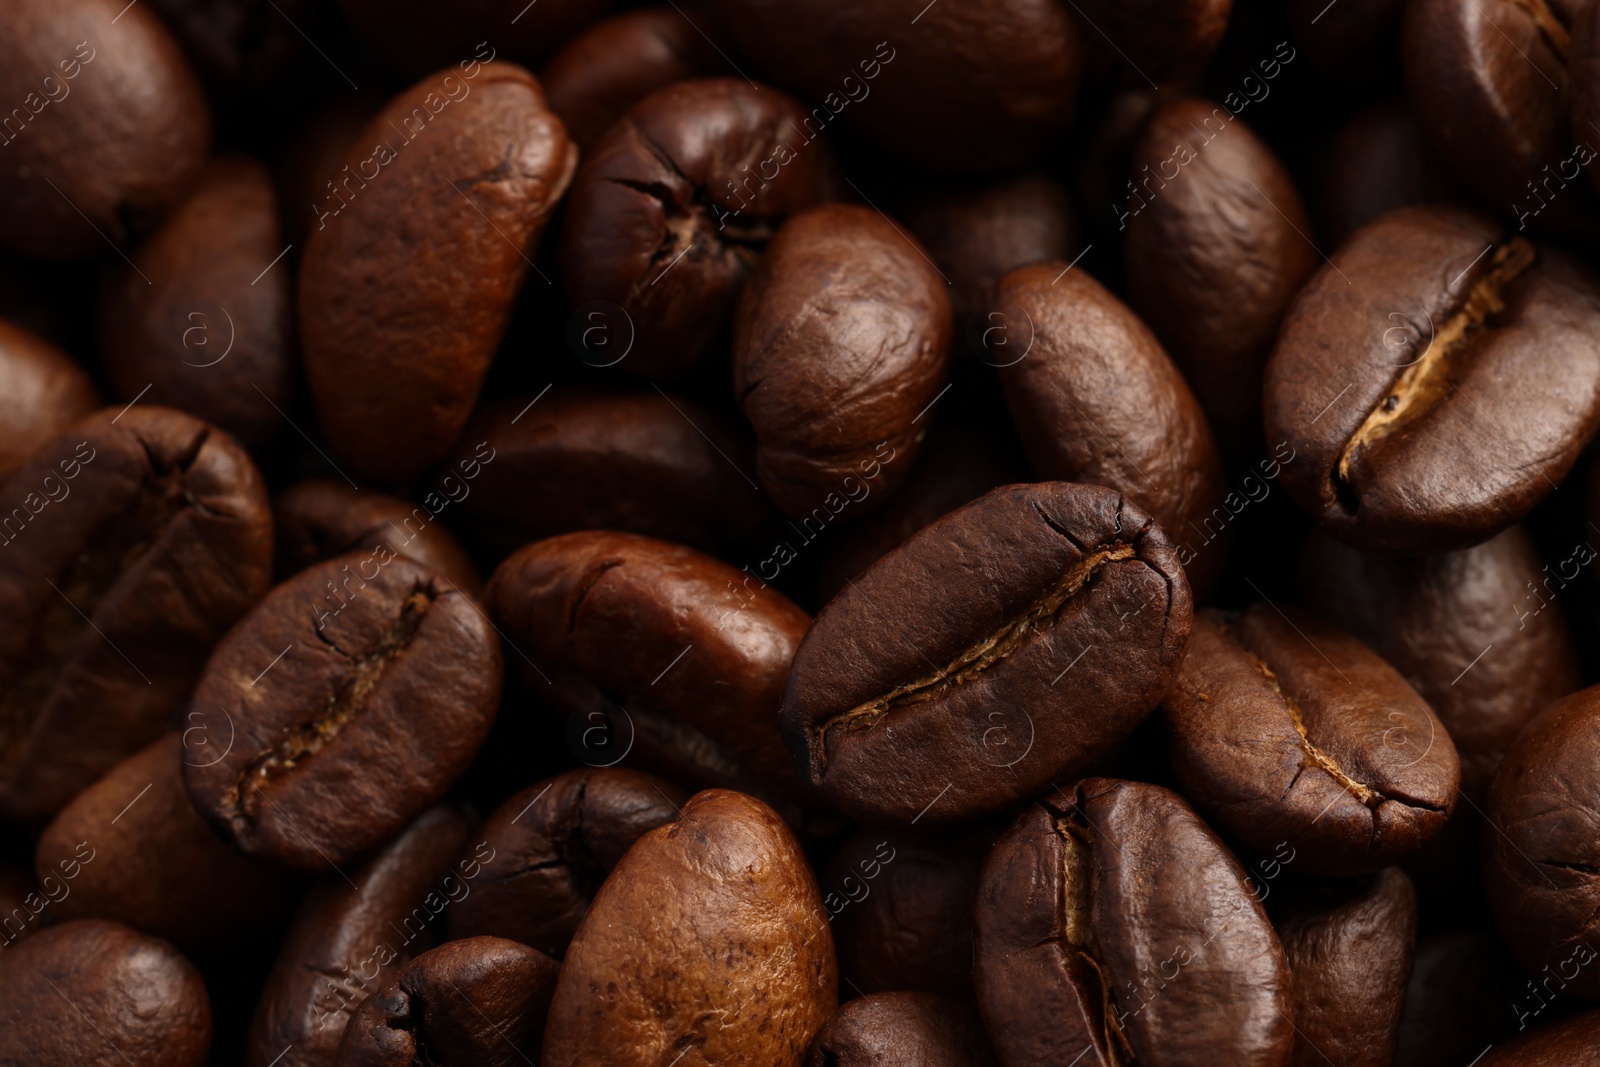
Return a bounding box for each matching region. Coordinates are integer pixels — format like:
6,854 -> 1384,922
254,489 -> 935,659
6,0 -> 1600,1062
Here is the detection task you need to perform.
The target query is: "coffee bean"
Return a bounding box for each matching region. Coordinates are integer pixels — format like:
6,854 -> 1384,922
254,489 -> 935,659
0,919 -> 211,1066
1475,1007 -> 1600,1066
183,551 -> 502,867
144,0 -> 317,97
541,789 -> 836,1066
1265,205 -> 1600,553
0,406 -> 273,823
734,203 -> 950,518
1321,100 -> 1456,249
446,767 -> 688,957
974,779 -> 1294,1067
1073,0 -> 1230,82
808,992 -> 998,1067
1287,0 -> 1402,82
0,318 -> 99,481
298,61 -> 576,483
784,482 -> 1192,827
1395,932 -> 1528,1067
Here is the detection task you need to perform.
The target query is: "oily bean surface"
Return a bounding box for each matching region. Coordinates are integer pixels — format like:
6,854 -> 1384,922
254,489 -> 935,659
0,319 -> 99,481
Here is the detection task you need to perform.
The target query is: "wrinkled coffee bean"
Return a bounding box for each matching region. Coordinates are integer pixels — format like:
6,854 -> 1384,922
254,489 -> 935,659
1395,932 -> 1526,1067
0,406 -> 273,823
335,936 -> 560,1066
299,61 -> 576,483
1321,100 -> 1455,248
808,992 -> 998,1067
0,318 -> 99,481
0,919 -> 211,1066
183,551 -> 502,867
446,767 -> 688,956
784,482 -> 1192,827
1265,205 -> 1600,553
975,779 -> 1294,1067
1476,1007 -> 1600,1066
542,789 -> 836,1066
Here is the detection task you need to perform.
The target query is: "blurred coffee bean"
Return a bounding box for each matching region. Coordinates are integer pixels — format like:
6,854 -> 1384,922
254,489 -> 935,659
1322,100 -> 1455,248
0,318 -> 99,481
1476,1007 -> 1600,1065
1395,932 -> 1528,1067
808,992 -> 998,1067
1076,0 -> 1230,83
1287,0 -> 1403,83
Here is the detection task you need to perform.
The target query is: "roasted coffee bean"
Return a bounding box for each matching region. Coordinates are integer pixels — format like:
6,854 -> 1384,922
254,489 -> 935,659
1300,526 -> 1579,801
144,0 -> 315,96
0,318 -> 99,481
335,936 -> 560,1066
486,532 -> 816,827
245,806 -> 470,1067
1264,205 -> 1600,554
183,551 -> 502,868
784,482 -> 1192,828
705,0 -> 1082,170
0,0 -> 209,260
299,61 -> 576,484
733,203 -> 950,517
1287,0 -> 1402,82
1322,100 -> 1455,249
808,992 -> 998,1067
100,157 -> 295,451
542,789 -> 836,1066
1395,932 -> 1526,1067
541,7 -> 723,153
974,779 -> 1294,1067
0,919 -> 211,1066
1271,869 -> 1418,1067
450,389 -> 771,551
1123,97 -> 1319,454
35,732 -> 290,951
336,0 -> 607,75
1073,0 -> 1230,83
1483,685 -> 1600,998
446,767 -> 688,956
0,406 -> 273,823
274,479 -> 482,594
991,260 -> 1229,594
1476,1007 -> 1600,1066
1161,605 -> 1460,875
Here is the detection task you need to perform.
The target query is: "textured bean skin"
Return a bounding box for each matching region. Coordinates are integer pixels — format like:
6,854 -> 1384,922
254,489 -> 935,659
0,319 -> 99,481
808,993 -> 999,1067
784,482 -> 1192,828
541,789 -> 837,1067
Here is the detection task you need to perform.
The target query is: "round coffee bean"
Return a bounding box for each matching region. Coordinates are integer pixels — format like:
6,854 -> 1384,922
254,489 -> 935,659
808,992 -> 998,1067
183,551 -> 502,867
783,481 -> 1192,828
0,318 -> 99,481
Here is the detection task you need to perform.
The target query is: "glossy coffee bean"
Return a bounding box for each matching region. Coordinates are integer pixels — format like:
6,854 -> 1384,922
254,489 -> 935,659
183,551 -> 502,868
783,482 -> 1192,828
1476,1007 -> 1600,1066
1322,100 -> 1455,249
1271,869 -> 1418,1067
974,780 -> 1294,1067
1483,686 -> 1600,998
541,789 -> 836,1066
1265,205 -> 1600,554
0,406 -> 273,823
808,992 -> 998,1067
246,806 -> 470,1067
0,919 -> 211,1066
1395,932 -> 1526,1067
734,203 -> 950,517
1161,605 -> 1460,875
1123,98 -> 1319,453
335,936 -> 560,1066
0,0 -> 210,260
446,767 -> 688,956
336,0 -> 608,75
35,732 -> 289,951
99,157 -> 295,451
274,479 -> 482,595
299,61 -> 576,483
0,318 -> 99,481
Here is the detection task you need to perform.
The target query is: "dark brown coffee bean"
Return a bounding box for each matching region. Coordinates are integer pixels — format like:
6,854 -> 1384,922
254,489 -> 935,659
450,389 -> 771,552
1322,100 -> 1457,249
1476,1007 -> 1600,1066
0,406 -> 273,823
1073,0 -> 1230,83
35,732 -> 290,952
1161,604 -> 1460,875
541,7 -> 723,153
244,806 -> 471,1067
1271,868 -> 1418,1067
335,1 -> 607,75
808,992 -> 998,1067
784,482 -> 1192,828
0,0 -> 210,260
1287,0 -> 1402,82
183,551 -> 502,868
144,0 -> 316,96
704,1 -> 1082,170
100,156 -> 295,451
299,61 -> 576,484
733,203 -> 950,518
541,789 -> 837,1066
335,936 -> 560,1066
0,318 -> 99,481
1484,685 -> 1600,999
1265,205 -> 1600,554
974,779 -> 1294,1067
446,767 -> 688,956
1123,97 -> 1319,454
1395,932 -> 1527,1067
0,919 -> 211,1066
274,479 -> 482,595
